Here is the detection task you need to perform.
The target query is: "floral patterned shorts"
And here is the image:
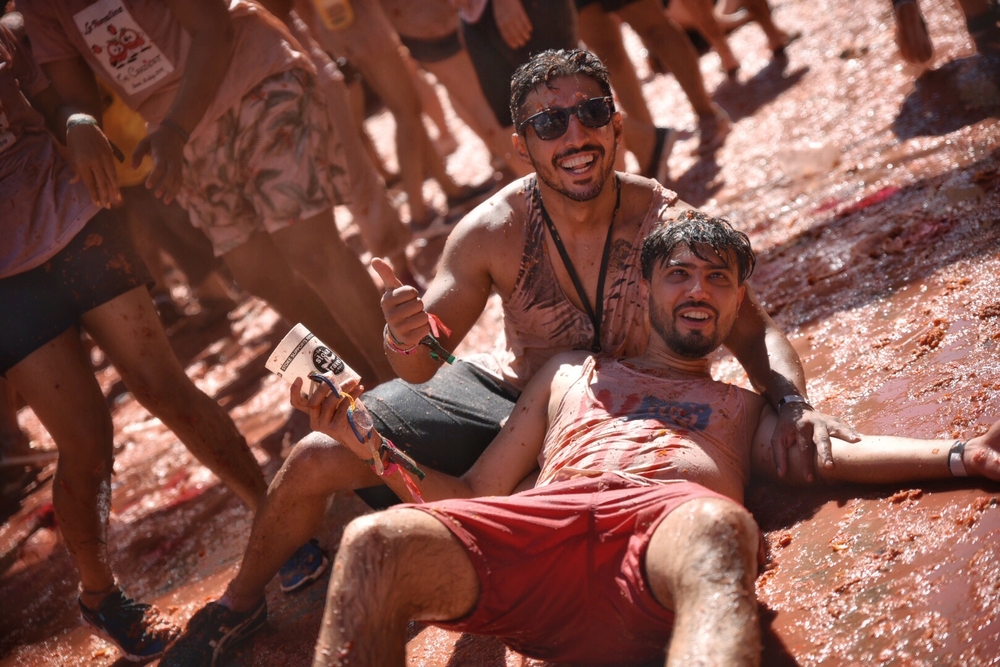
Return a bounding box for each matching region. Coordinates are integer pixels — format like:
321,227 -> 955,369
179,68 -> 350,256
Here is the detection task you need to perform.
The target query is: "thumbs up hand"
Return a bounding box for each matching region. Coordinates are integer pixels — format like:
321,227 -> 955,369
372,257 -> 430,349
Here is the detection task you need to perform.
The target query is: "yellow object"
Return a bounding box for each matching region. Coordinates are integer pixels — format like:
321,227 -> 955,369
97,81 -> 153,187
312,0 -> 354,31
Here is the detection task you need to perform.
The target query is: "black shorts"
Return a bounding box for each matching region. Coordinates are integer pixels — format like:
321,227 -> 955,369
399,30 -> 463,64
461,0 -> 578,128
574,0 -> 643,12
0,208 -> 152,375
354,360 -> 520,509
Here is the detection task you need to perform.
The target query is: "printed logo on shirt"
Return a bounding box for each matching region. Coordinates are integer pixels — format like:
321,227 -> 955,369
73,0 -> 174,94
0,105 -> 15,156
623,396 -> 712,431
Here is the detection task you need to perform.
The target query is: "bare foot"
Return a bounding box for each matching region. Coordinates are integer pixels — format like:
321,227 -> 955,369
894,0 -> 934,65
697,106 -> 733,155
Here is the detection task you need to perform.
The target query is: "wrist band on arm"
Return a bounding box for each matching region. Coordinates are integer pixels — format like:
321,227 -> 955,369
777,395 -> 813,411
384,324 -> 418,354
948,439 -> 969,477
159,118 -> 190,143
364,437 -> 425,503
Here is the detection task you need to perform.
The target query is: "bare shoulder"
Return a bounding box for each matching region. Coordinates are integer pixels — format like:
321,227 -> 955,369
535,350 -> 593,396
615,173 -> 691,228
438,176 -> 533,295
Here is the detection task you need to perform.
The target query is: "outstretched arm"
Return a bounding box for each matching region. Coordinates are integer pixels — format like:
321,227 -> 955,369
725,286 -> 859,481
289,352 -> 585,502
751,407 -> 1000,485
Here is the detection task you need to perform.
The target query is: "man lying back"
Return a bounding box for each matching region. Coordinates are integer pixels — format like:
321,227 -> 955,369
301,210 -> 1000,666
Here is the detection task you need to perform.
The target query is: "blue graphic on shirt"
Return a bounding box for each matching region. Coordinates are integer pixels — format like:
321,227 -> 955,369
623,396 -> 712,431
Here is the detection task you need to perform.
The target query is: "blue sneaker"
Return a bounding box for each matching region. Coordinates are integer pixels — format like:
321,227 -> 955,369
279,539 -> 329,593
79,589 -> 180,661
159,600 -> 266,667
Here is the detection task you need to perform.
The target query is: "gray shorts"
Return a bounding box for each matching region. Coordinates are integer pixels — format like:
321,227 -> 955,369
355,360 -> 520,509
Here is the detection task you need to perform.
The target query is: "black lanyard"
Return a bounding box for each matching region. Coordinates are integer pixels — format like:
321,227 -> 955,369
535,176 -> 621,353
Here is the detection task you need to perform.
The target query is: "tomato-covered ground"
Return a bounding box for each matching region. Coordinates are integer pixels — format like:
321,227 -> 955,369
2,0 -> 999,664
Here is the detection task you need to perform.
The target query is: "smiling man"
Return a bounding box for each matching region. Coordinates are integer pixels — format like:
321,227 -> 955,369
307,211 -> 1000,666
158,49 -> 850,665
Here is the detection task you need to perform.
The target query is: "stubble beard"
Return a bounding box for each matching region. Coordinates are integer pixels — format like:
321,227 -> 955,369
649,300 -> 724,359
531,144 -> 616,203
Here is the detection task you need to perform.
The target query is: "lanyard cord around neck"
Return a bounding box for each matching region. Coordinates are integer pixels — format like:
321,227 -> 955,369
535,175 -> 621,353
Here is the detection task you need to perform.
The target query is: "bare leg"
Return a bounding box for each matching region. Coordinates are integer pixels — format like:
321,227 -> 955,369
739,0 -> 794,51
645,497 -> 761,666
319,64 -> 413,279
421,51 -> 533,178
6,328 -> 117,601
675,0 -> 741,74
220,433 -> 380,612
313,508 -> 479,667
81,287 -> 266,510
577,5 -> 659,173
0,377 -> 31,457
270,210 -> 395,384
615,0 -> 732,151
221,230 -> 389,385
406,55 -> 458,157
893,0 -> 934,64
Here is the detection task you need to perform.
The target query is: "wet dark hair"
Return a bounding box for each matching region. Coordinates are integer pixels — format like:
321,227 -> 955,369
641,210 -> 756,283
509,49 -> 613,130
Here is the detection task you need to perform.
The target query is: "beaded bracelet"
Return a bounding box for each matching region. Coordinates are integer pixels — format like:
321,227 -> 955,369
383,324 -> 418,355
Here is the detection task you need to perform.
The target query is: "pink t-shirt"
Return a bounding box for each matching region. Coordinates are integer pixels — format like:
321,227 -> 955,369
20,0 -> 313,140
538,356 -> 754,503
0,24 -> 99,279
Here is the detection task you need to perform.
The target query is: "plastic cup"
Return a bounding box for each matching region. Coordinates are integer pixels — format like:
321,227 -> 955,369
265,323 -> 361,397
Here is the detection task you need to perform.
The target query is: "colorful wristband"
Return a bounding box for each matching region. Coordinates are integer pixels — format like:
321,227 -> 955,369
384,324 -> 418,355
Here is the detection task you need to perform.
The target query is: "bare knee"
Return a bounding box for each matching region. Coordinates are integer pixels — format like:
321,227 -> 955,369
274,432 -> 374,496
648,498 -> 759,606
331,513 -> 416,614
331,509 -> 478,621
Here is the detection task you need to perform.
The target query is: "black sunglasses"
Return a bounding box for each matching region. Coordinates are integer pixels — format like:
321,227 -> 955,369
517,97 -> 615,141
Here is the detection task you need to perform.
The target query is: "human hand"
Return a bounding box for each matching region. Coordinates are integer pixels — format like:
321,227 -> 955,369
289,376 -> 376,461
65,115 -> 122,209
372,257 -> 430,349
770,402 -> 860,481
133,122 -> 186,204
964,420 -> 1000,481
492,0 -> 533,49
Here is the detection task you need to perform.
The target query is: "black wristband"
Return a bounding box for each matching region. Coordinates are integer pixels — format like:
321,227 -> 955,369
777,395 -> 813,411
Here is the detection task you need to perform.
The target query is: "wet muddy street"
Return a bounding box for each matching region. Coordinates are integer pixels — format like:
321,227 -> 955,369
2,0 -> 999,664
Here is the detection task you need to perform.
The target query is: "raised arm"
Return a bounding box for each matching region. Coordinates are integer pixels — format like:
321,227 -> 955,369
372,206 -> 502,384
752,408 -> 1000,485
290,352 -> 584,502
725,285 -> 859,480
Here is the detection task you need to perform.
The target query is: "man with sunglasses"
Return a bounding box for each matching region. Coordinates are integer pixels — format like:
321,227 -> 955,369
159,49 -> 852,665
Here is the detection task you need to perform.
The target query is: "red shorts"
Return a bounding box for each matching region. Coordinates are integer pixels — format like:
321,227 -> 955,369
408,474 -> 738,665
